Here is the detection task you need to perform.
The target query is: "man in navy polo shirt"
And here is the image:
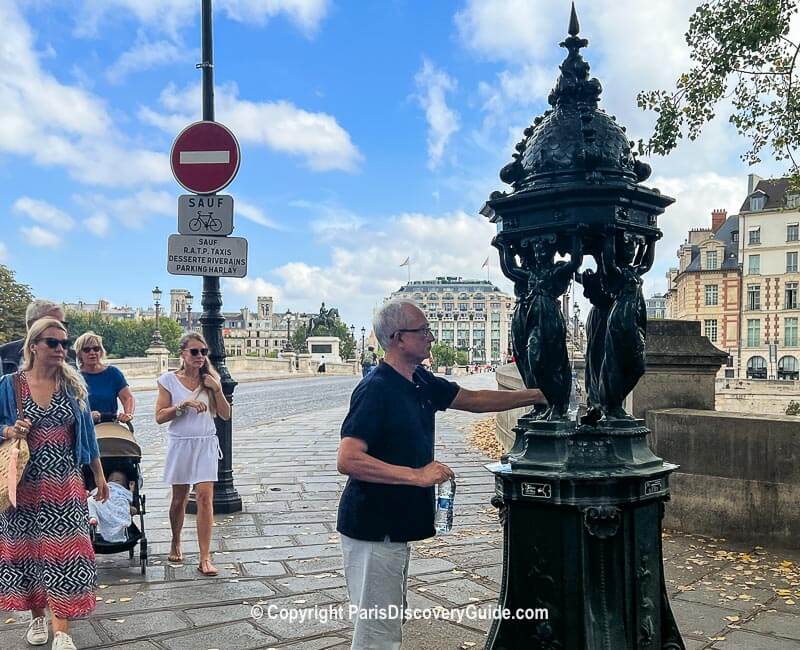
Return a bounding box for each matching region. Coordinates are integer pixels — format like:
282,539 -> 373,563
337,299 -> 545,649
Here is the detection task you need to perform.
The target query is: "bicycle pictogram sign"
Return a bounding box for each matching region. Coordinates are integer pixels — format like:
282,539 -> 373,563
177,195 -> 234,236
189,211 -> 223,233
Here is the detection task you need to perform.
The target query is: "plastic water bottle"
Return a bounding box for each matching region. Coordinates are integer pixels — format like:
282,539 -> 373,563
434,478 -> 456,534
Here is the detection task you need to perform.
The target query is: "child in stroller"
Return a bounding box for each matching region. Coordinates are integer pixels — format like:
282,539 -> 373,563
88,469 -> 135,543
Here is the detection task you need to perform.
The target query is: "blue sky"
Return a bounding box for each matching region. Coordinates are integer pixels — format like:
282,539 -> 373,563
0,0 -> 785,330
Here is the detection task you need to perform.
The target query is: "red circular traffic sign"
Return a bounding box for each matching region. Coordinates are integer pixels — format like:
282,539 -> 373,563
170,121 -> 241,194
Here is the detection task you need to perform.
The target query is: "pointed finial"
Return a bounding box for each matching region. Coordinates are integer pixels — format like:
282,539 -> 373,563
568,3 -> 580,37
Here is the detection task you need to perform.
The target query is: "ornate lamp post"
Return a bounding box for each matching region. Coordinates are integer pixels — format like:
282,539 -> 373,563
482,6 -> 683,648
283,310 -> 294,352
349,324 -> 355,359
150,286 -> 164,347
360,326 -> 366,358
186,292 -> 193,332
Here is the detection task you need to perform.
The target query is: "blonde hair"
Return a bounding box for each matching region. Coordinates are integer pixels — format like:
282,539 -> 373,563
74,331 -> 106,366
178,332 -> 220,416
23,318 -> 88,409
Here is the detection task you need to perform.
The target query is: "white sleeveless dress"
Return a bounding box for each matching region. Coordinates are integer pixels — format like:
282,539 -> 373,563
158,372 -> 221,485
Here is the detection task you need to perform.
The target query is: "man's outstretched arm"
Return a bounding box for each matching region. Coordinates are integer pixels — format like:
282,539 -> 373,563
337,437 -> 453,486
450,387 -> 546,413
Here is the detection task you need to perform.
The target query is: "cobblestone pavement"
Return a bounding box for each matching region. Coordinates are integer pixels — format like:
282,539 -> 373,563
1,374 -> 798,649
130,375 -> 360,446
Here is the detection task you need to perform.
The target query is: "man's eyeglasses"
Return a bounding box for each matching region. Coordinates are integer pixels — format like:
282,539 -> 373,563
82,346 -> 102,353
188,347 -> 209,357
392,326 -> 433,338
37,337 -> 72,350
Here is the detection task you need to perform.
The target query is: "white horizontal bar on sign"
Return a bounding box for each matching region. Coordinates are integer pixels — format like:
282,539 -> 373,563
180,151 -> 230,164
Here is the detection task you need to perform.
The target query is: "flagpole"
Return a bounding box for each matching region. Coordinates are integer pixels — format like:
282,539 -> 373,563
408,260 -> 411,284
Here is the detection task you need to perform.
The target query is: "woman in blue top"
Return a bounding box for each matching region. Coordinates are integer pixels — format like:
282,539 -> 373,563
74,331 -> 135,424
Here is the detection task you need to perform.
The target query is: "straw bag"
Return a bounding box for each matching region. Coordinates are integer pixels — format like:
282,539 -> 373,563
0,373 -> 31,512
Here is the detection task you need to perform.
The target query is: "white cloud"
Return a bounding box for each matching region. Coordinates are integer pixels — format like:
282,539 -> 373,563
74,189 -> 173,230
20,225 -> 61,248
224,276 -> 284,307
12,196 -> 75,230
84,212 -> 110,236
415,60 -> 460,170
0,2 -> 170,187
106,31 -> 188,83
226,208 -> 504,327
237,199 -> 283,230
455,0 -> 562,62
140,82 -> 363,172
292,201 -> 365,241
76,0 -> 330,38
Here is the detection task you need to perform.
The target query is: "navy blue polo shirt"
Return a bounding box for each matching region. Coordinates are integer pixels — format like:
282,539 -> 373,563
336,362 -> 460,542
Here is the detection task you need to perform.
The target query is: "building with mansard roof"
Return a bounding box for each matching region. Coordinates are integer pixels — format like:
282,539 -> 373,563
390,277 -> 514,365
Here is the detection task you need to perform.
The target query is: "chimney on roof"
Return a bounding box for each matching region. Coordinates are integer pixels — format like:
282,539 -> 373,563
747,173 -> 763,195
711,208 -> 727,232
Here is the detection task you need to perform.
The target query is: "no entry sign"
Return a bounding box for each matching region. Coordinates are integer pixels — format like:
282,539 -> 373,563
170,121 -> 241,194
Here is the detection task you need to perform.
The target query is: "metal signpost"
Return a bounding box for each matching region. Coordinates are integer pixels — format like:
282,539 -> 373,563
166,0 -> 242,514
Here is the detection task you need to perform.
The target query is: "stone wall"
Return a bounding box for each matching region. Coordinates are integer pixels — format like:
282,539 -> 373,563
226,356 -> 294,374
495,363 -> 527,452
109,357 -> 161,378
647,408 -> 800,548
715,378 -> 800,415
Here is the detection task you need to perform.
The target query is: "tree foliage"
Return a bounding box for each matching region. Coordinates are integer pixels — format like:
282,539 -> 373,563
431,341 -> 457,369
0,265 -> 33,344
65,311 -> 183,357
638,0 -> 800,176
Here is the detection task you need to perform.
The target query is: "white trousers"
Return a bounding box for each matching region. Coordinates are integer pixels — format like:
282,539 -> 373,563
341,534 -> 411,650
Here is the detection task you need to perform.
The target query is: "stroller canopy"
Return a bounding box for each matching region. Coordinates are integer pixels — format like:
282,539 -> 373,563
95,422 -> 141,459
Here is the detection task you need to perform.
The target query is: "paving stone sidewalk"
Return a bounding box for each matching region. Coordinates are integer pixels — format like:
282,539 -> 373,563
1,375 -> 798,649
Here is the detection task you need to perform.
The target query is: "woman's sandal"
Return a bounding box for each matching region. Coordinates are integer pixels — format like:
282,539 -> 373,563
197,559 -> 218,576
167,547 -> 183,563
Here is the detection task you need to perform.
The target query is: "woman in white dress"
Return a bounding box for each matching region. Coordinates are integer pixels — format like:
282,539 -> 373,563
155,333 -> 231,576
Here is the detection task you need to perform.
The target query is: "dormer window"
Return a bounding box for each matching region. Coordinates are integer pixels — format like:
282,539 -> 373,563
705,250 -> 718,270
749,192 -> 767,211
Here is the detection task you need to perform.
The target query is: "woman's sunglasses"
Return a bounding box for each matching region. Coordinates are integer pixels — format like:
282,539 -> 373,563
82,346 -> 102,353
187,347 -> 209,357
37,337 -> 72,350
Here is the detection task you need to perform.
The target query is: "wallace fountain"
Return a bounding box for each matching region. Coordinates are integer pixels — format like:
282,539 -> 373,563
481,6 -> 685,649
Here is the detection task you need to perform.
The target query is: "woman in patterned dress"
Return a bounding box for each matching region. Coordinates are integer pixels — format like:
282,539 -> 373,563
0,318 -> 108,650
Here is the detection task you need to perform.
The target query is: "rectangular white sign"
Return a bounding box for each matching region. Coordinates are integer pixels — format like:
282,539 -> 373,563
178,194 -> 234,236
179,151 -> 230,164
167,234 -> 248,278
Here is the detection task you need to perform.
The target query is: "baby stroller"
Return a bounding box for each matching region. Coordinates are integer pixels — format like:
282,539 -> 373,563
83,416 -> 148,574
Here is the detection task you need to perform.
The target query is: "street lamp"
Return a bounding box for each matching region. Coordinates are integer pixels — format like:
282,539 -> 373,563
283,310 -> 293,352
360,326 -> 366,359
349,324 -> 355,359
186,292 -> 194,332
151,285 -> 164,346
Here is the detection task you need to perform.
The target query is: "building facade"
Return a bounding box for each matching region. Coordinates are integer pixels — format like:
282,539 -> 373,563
390,277 -> 513,364
664,209 -> 741,377
645,293 -> 667,320
737,176 -> 800,380
170,290 -> 313,358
